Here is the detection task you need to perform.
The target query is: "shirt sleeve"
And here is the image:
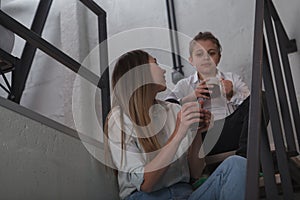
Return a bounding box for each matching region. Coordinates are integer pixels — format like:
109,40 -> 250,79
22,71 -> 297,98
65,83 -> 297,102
229,73 -> 250,105
107,108 -> 145,191
165,79 -> 194,102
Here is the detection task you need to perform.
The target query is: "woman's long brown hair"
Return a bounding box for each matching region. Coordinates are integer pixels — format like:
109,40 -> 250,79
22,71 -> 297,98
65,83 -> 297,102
104,50 -> 161,171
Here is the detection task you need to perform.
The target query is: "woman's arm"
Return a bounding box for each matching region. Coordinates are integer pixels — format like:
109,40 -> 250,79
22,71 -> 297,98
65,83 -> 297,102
141,121 -> 185,192
188,132 -> 206,180
141,102 -> 203,192
188,109 -> 212,180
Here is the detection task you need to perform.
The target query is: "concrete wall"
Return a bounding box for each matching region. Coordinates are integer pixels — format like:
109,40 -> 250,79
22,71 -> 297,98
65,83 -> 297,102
0,97 -> 119,200
1,0 -> 299,128
1,0 -> 67,123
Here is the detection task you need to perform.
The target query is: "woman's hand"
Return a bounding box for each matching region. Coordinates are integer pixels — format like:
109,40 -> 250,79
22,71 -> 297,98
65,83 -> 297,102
175,102 -> 211,135
197,108 -> 213,133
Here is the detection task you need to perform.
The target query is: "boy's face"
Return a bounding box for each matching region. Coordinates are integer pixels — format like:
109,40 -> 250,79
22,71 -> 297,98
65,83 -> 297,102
189,39 -> 221,76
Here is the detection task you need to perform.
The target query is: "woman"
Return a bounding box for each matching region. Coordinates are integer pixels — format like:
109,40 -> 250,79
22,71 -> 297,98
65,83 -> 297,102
105,50 -> 246,200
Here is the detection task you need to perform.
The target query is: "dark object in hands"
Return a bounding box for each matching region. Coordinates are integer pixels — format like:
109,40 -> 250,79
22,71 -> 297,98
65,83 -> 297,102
208,84 -> 221,99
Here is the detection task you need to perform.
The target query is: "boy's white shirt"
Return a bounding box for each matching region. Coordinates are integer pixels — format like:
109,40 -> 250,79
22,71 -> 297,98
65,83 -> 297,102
165,69 -> 250,120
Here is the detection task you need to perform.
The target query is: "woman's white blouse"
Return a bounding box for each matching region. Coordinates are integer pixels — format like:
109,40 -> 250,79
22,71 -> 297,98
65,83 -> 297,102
107,101 -> 192,199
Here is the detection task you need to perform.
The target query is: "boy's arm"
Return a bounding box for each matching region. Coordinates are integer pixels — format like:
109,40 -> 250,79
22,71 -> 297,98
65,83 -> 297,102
165,78 -> 211,105
229,74 -> 250,105
180,80 -> 211,105
165,80 -> 194,104
164,80 -> 185,103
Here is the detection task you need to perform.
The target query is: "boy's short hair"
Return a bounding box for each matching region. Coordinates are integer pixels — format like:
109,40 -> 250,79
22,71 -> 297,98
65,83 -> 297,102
189,32 -> 222,56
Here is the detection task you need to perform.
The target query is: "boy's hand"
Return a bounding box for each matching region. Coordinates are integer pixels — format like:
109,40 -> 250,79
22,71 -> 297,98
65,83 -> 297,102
220,78 -> 233,100
194,79 -> 212,100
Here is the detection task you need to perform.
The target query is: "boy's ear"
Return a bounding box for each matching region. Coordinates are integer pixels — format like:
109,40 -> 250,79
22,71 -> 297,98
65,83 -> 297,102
189,56 -> 193,64
216,53 -> 221,65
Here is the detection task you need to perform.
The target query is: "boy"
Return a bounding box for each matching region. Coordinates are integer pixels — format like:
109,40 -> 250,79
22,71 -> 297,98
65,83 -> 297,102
166,32 -> 250,157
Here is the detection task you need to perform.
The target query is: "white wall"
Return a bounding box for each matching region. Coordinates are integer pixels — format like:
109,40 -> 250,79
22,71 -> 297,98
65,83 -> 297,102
2,0 -> 300,125
1,0 -> 300,145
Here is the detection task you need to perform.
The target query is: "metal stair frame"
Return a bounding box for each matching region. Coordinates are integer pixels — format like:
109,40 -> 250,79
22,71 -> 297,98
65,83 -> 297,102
0,0 -> 111,128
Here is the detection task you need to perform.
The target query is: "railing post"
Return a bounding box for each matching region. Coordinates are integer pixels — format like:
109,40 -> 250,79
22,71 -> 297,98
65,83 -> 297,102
98,13 -> 110,128
245,0 -> 264,199
10,0 -> 53,103
269,0 -> 300,147
262,38 -> 294,199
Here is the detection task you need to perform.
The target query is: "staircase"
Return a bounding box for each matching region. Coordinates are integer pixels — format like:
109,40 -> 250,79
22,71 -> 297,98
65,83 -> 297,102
246,0 -> 300,199
0,1 -> 116,199
0,0 -> 300,199
0,96 -> 119,199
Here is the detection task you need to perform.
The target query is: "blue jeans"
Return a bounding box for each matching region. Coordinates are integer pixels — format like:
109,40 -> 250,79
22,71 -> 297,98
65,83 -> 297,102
125,155 -> 246,200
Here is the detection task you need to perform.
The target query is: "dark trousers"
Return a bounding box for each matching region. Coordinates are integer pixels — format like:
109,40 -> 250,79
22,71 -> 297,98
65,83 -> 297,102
202,96 -> 250,157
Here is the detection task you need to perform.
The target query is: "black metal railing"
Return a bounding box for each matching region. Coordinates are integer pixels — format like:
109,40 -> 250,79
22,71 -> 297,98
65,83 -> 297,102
246,0 -> 299,199
0,0 -> 110,128
10,0 -> 53,103
0,48 -> 18,96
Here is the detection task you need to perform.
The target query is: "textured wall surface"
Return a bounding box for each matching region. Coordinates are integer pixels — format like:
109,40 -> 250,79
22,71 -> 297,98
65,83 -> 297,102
1,0 -> 299,127
0,98 -> 119,200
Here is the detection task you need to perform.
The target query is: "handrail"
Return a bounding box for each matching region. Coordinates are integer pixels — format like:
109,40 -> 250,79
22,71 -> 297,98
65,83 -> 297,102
245,0 -> 264,199
0,0 -> 108,159
264,0 -> 297,155
0,0 -> 110,127
79,0 -> 106,16
0,10 -> 103,89
269,0 -> 300,147
0,96 -> 103,149
11,0 -> 53,103
247,0 -> 299,199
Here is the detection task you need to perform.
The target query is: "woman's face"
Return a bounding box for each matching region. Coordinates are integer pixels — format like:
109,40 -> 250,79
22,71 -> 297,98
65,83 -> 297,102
189,39 -> 221,77
149,56 -> 166,91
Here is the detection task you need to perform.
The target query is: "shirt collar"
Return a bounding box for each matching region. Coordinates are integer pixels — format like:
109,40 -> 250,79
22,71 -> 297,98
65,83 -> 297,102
192,69 -> 223,83
216,69 -> 224,79
191,71 -> 199,84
